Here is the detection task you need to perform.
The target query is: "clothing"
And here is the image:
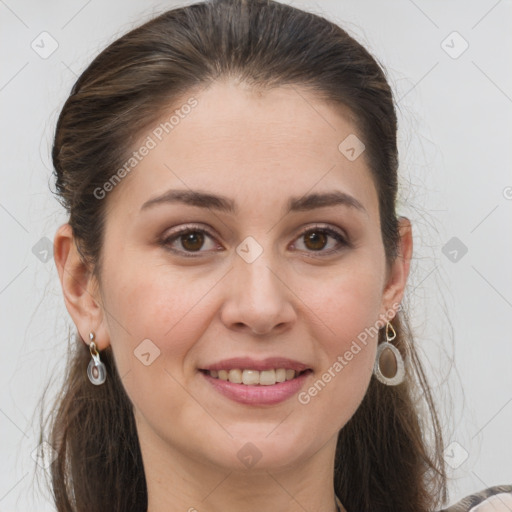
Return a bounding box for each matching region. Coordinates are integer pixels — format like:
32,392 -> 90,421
438,485 -> 512,512
334,484 -> 512,511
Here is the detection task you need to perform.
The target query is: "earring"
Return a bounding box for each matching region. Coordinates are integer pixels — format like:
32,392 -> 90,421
373,321 -> 405,386
87,332 -> 107,385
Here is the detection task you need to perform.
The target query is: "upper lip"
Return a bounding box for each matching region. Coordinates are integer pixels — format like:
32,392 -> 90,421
200,357 -> 311,372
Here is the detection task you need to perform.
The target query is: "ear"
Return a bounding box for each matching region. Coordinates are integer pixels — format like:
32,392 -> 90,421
53,223 -> 109,349
379,216 -> 413,322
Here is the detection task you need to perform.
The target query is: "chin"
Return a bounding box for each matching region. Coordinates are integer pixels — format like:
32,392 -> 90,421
209,432 -> 307,472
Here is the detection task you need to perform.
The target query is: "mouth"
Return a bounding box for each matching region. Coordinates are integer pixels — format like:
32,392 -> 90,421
198,356 -> 313,405
199,367 -> 313,406
199,368 -> 312,386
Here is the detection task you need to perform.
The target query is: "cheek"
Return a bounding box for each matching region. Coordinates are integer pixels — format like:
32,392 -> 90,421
304,260 -> 384,343
100,253 -> 220,372
99,267 -> 212,425
298,324 -> 378,435
297,264 -> 383,410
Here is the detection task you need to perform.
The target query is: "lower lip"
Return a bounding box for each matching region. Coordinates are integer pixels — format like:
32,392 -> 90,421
200,370 -> 312,406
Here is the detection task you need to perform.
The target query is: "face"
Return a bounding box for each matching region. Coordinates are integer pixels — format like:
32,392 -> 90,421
92,80 -> 403,473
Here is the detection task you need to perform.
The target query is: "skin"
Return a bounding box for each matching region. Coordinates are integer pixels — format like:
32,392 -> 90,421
54,79 -> 412,512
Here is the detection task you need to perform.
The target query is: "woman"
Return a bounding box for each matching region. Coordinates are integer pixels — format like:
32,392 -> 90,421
40,0 -> 511,510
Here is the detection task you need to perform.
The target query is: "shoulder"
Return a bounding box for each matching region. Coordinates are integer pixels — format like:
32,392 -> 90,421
438,485 -> 512,512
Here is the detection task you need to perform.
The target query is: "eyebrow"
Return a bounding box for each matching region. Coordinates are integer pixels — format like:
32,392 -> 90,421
140,189 -> 367,215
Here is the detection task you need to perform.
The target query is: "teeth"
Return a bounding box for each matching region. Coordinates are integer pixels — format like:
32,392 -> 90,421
275,369 -> 286,382
243,369 -> 260,385
259,369 -> 276,386
207,368 -> 300,385
228,369 -> 242,384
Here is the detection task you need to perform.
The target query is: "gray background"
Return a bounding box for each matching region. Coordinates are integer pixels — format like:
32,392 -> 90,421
1,0 -> 511,510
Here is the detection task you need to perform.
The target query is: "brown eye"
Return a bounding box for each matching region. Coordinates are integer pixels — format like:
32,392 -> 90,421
180,231 -> 205,252
161,225 -> 219,257
303,230 -> 329,251
161,224 -> 349,258
293,226 -> 349,255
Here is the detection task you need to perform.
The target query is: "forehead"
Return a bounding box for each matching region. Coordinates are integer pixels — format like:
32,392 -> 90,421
106,80 -> 379,219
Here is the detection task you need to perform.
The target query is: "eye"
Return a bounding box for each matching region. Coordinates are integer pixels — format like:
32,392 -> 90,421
291,224 -> 349,256
160,224 -> 220,257
160,223 -> 349,258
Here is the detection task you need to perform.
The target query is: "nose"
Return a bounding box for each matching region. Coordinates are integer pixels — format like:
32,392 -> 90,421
219,251 -> 297,336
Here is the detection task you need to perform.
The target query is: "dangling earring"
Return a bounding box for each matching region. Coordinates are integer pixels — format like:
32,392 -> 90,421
87,332 -> 107,385
373,321 -> 405,386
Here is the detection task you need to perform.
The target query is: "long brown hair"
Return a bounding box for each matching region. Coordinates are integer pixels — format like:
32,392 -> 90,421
39,0 -> 447,510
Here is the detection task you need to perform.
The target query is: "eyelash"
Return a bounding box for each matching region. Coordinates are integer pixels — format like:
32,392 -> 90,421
160,223 -> 350,258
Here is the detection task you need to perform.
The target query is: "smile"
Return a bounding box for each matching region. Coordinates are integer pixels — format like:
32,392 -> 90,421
202,368 -> 309,386
200,369 -> 313,405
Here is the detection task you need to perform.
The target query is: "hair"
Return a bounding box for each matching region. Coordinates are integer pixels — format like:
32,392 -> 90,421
39,0 -> 448,510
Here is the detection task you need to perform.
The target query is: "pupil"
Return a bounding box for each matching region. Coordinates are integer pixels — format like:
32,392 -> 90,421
182,232 -> 204,251
306,231 -> 326,250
